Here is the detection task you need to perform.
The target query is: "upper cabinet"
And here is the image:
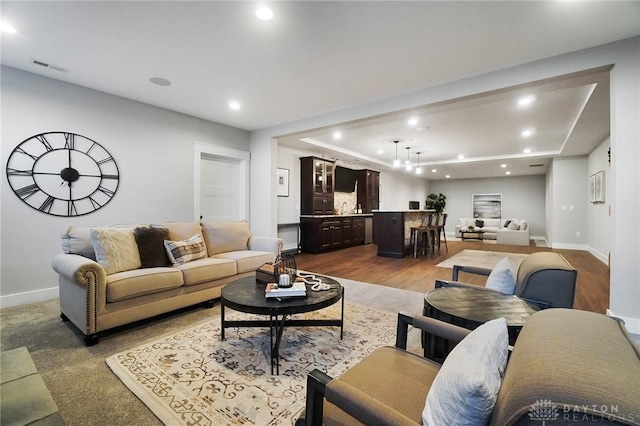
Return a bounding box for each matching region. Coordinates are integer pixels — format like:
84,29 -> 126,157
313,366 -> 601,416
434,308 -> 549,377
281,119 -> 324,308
301,157 -> 335,215
357,169 -> 380,213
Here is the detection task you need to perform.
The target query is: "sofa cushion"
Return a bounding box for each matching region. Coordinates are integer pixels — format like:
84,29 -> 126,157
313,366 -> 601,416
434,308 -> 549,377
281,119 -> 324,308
201,220 -> 251,256
106,267 -> 184,302
134,227 -> 171,268
171,257 -> 237,286
423,317 -> 508,426
483,219 -> 501,228
213,250 -> 277,274
61,226 -> 96,260
485,257 -> 517,294
164,234 -> 207,266
90,228 -> 142,275
157,222 -> 204,243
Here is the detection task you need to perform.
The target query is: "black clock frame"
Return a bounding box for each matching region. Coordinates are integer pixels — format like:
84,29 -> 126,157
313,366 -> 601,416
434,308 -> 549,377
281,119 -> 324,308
6,131 -> 120,217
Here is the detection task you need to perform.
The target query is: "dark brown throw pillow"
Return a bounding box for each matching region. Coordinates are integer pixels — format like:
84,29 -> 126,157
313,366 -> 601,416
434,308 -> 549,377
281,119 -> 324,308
134,227 -> 171,268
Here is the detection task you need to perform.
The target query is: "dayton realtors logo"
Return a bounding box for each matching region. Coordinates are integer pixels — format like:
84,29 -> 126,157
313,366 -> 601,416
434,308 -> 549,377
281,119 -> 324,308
528,399 -> 635,423
528,400 -> 559,425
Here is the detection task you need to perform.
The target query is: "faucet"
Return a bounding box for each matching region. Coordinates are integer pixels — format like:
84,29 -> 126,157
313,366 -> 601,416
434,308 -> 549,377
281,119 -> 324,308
341,202 -> 348,215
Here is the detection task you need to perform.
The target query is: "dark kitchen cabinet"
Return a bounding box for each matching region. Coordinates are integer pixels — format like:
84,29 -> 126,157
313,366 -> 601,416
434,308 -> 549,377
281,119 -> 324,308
301,157 -> 335,215
356,169 -> 380,213
301,216 -> 366,253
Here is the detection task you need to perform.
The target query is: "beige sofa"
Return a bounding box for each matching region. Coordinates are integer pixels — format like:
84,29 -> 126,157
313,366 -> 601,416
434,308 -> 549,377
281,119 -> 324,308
52,220 -> 282,345
455,218 -> 530,246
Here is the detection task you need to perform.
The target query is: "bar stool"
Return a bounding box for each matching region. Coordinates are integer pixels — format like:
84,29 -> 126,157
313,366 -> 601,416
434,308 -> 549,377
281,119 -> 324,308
436,213 -> 448,254
410,213 -> 433,258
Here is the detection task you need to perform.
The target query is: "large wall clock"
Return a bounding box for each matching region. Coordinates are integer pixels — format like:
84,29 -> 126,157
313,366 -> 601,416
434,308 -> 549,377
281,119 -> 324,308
6,132 -> 119,217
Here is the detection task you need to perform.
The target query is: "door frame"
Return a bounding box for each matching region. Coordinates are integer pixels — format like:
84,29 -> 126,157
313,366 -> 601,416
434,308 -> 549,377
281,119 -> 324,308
193,141 -> 250,221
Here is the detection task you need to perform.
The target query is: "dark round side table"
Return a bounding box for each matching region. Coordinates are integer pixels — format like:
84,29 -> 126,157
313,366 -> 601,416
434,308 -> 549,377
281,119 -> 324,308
221,275 -> 344,374
423,286 -> 539,361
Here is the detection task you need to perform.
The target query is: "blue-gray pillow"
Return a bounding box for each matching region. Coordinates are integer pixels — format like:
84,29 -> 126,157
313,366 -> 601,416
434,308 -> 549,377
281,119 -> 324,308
485,257 -> 517,294
422,317 -> 508,426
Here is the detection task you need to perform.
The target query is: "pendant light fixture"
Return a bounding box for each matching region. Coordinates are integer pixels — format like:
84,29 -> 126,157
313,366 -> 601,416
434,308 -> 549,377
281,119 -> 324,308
405,147 -> 412,171
416,152 -> 422,174
393,141 -> 400,167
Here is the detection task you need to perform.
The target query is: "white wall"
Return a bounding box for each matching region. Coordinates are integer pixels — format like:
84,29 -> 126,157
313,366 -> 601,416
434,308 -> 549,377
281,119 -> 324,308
587,137 -> 611,265
379,172 -> 430,211
249,37 -> 640,332
0,66 -> 250,306
547,157 -> 589,250
429,175 -> 546,238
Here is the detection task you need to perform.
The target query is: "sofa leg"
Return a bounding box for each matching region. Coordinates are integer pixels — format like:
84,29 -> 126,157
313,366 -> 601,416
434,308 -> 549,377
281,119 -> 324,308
60,312 -> 70,322
84,333 -> 100,346
204,300 -> 215,309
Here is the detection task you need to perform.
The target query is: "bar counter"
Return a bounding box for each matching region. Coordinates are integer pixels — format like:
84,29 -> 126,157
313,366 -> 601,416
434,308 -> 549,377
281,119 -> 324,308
372,210 -> 434,258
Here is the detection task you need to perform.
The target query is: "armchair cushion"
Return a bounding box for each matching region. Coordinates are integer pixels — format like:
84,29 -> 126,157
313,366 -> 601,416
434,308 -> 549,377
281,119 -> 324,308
422,317 -> 508,426
485,257 -> 517,294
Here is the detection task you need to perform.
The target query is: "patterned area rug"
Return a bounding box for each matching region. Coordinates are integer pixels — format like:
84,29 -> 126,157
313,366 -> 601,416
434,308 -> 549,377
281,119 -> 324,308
436,249 -> 528,270
106,302 -> 397,426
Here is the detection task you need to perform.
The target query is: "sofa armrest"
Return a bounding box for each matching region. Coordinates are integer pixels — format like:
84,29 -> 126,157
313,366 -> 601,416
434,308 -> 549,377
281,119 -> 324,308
325,380 -> 417,426
52,253 -> 106,287
248,236 -> 283,254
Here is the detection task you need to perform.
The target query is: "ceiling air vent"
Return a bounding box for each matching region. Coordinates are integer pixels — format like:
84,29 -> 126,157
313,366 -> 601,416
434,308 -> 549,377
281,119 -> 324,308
31,58 -> 69,73
529,164 -> 544,168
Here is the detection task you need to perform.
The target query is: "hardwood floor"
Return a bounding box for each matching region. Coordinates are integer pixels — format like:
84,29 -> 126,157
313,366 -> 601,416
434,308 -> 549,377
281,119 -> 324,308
293,240 -> 610,314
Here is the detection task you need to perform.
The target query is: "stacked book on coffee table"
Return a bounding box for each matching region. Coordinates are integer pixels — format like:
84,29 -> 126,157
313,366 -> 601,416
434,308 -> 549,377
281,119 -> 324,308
265,282 -> 307,298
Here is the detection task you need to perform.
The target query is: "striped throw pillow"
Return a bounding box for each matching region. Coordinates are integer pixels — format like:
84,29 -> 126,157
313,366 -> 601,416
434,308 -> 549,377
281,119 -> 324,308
164,234 -> 207,265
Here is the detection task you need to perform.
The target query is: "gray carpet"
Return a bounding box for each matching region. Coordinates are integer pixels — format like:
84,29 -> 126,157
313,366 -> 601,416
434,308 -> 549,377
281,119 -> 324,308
0,277 -> 424,426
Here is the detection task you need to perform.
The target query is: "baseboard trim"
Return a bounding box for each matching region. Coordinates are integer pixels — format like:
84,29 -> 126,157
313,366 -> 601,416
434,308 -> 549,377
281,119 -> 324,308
0,287 -> 59,309
550,242 -> 588,251
587,246 -> 609,265
606,309 -> 640,335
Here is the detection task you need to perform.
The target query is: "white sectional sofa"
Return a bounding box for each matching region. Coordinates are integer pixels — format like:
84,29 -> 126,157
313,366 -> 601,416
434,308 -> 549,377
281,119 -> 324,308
52,220 -> 282,345
455,218 -> 530,246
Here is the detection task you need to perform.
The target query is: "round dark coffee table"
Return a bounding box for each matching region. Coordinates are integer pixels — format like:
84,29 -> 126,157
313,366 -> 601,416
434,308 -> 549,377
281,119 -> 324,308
423,286 -> 539,361
221,275 -> 344,374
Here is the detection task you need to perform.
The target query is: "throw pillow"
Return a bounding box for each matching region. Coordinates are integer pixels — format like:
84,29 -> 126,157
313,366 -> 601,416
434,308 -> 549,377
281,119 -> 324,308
422,317 -> 508,426
164,234 -> 207,265
61,226 -> 96,260
507,221 -> 520,230
503,220 -> 512,228
134,227 -> 170,268
90,228 -> 142,275
475,219 -> 484,227
485,257 -> 517,294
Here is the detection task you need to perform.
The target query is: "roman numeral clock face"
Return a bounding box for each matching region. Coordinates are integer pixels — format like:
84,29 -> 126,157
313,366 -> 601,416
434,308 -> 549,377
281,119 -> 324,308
6,132 -> 119,217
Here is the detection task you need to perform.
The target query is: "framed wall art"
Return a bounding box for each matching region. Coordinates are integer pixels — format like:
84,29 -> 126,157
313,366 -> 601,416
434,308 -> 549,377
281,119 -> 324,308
594,170 -> 605,203
277,168 -> 290,197
472,193 -> 502,219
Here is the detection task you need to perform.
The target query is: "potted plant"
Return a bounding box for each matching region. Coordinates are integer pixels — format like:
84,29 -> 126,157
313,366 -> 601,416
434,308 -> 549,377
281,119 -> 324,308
425,193 -> 446,213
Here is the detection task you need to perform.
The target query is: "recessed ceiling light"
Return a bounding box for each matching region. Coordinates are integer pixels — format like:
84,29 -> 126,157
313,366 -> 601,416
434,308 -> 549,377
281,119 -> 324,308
445,175 -> 451,179
149,77 -> 171,86
0,20 -> 17,34
518,95 -> 536,107
408,117 -> 419,126
523,148 -> 531,154
457,154 -> 464,160
521,129 -> 534,137
501,164 -> 507,168
256,6 -> 274,20
376,149 -> 384,154
506,171 -> 512,175
431,169 -> 437,173
333,131 -> 342,140
229,100 -> 241,110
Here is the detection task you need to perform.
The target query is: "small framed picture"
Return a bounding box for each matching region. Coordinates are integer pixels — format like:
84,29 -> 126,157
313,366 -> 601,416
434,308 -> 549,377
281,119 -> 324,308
277,168 -> 289,197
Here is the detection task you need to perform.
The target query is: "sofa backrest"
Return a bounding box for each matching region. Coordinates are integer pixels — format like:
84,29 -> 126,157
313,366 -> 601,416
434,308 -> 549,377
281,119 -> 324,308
489,309 -> 640,425
515,252 -> 577,308
201,220 -> 251,256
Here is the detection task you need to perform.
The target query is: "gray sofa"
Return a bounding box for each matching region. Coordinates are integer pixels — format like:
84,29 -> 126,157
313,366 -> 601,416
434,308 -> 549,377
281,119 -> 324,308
52,220 -> 282,345
455,217 -> 530,246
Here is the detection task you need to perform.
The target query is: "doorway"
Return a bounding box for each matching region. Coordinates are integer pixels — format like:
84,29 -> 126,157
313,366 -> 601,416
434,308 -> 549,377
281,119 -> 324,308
194,142 -> 249,221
